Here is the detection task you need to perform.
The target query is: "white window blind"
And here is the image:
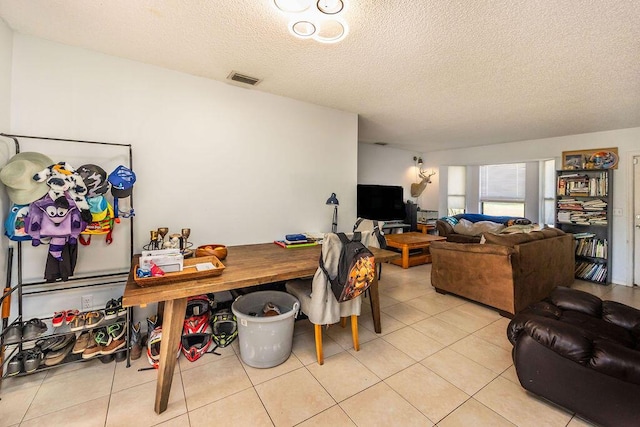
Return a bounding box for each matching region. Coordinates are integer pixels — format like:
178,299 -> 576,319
480,163 -> 526,202
447,166 -> 466,214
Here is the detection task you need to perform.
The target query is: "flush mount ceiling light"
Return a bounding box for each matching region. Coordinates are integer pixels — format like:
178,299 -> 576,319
315,19 -> 345,43
291,20 -> 316,37
274,0 -> 349,43
317,0 -> 343,14
274,0 -> 312,13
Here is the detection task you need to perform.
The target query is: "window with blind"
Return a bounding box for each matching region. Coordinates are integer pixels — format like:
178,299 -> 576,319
447,166 -> 466,215
480,163 -> 526,217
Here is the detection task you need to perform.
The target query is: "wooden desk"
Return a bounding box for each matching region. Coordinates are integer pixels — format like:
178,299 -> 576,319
385,232 -> 446,268
122,243 -> 398,414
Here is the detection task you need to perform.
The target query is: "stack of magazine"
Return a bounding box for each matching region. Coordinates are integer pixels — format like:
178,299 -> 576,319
274,233 -> 320,248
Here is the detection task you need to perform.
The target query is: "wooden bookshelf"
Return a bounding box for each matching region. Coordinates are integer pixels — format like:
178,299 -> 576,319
556,169 -> 612,284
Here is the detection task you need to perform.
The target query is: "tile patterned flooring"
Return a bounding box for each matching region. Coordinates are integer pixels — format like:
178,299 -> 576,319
2,263 -> 639,427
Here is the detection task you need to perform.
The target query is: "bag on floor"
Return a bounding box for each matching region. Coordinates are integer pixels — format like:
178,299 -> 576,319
320,232 -> 376,302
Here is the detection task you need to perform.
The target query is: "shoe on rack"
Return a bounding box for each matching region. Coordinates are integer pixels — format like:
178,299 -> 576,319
130,321 -> 142,360
99,354 -> 115,363
49,333 -> 75,352
72,331 -> 91,354
115,350 -> 127,363
4,322 -> 22,345
101,337 -> 126,355
116,296 -> 127,317
44,340 -> 74,367
6,351 -> 25,376
82,332 -> 103,360
94,327 -> 111,347
36,335 -> 66,351
52,310 -> 67,328
69,313 -> 86,332
85,311 -> 104,328
104,299 -> 119,320
24,347 -> 43,373
65,309 -> 80,325
22,318 -> 48,341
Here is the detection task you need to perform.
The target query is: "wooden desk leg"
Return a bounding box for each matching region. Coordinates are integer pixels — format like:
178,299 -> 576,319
154,297 -> 187,414
369,265 -> 382,333
401,247 -> 409,269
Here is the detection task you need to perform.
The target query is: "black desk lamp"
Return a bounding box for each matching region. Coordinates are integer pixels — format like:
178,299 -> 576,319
326,193 -> 339,233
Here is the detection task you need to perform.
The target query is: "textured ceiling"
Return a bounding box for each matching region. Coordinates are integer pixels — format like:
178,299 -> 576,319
0,0 -> 639,152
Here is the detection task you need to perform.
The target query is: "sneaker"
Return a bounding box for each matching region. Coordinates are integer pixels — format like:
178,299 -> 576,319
65,309 -> 80,325
4,323 -> 22,345
22,318 -> 48,340
101,337 -> 126,355
84,311 -> 104,328
94,327 -> 111,347
24,347 -> 43,373
104,299 -> 119,320
107,322 -> 126,341
116,296 -> 127,317
82,332 -> 103,359
6,351 -> 25,376
69,313 -> 86,332
72,332 -> 91,354
52,311 -> 67,328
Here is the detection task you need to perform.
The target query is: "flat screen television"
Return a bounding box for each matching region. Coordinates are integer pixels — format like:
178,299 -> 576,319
357,184 -> 406,221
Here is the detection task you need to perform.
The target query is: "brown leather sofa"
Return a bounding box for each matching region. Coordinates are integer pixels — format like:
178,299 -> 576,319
430,228 -> 574,316
508,287 -> 640,427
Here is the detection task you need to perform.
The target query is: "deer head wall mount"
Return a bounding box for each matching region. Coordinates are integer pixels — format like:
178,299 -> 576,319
410,168 -> 436,198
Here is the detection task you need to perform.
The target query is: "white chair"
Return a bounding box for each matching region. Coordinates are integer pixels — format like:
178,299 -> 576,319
286,231 -> 380,365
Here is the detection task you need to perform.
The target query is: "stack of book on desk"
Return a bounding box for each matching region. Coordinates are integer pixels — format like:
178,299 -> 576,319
274,234 -> 320,249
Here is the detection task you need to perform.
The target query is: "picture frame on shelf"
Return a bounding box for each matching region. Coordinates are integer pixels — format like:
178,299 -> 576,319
562,147 -> 619,170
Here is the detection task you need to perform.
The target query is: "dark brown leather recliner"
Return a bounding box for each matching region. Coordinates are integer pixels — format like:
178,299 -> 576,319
507,287 -> 640,427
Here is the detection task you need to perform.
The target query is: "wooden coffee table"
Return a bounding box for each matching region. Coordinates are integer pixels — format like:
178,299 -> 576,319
385,232 -> 446,268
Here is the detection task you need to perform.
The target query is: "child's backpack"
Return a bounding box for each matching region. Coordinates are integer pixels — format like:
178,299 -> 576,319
320,232 -> 376,302
4,204 -> 31,241
79,196 -> 115,245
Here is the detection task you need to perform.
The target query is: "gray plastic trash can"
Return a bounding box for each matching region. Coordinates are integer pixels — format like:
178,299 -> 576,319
231,290 -> 300,368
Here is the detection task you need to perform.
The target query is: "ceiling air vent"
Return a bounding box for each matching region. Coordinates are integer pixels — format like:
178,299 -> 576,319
227,71 -> 261,86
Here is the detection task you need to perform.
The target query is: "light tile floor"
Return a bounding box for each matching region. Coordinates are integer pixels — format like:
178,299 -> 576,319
3,263 -> 639,427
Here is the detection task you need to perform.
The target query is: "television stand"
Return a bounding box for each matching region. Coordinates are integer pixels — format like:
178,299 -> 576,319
381,221 -> 411,234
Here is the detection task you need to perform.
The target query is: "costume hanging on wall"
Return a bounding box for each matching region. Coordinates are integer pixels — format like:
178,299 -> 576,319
27,194 -> 86,261
33,161 -> 92,223
44,242 -> 78,282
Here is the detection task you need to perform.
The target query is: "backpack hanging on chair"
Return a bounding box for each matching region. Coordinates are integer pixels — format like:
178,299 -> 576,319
319,232 -> 376,302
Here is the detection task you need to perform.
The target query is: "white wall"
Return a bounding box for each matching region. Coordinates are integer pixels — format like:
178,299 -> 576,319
2,34 -> 358,320
357,143 -> 439,211
0,18 -> 12,302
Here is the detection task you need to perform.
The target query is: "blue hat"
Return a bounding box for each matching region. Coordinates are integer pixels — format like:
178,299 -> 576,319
108,165 -> 136,198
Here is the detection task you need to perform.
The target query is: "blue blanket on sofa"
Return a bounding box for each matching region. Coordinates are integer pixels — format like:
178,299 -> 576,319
455,214 -> 530,225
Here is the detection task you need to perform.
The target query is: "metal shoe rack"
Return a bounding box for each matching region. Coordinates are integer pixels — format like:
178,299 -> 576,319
0,133 -> 135,379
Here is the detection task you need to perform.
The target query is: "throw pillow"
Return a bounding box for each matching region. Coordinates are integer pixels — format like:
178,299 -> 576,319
441,216 -> 459,226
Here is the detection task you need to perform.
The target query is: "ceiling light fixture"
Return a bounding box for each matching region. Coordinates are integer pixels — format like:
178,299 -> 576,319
274,0 -> 349,43
274,0 -> 312,13
291,21 -> 316,37
317,0 -> 344,14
